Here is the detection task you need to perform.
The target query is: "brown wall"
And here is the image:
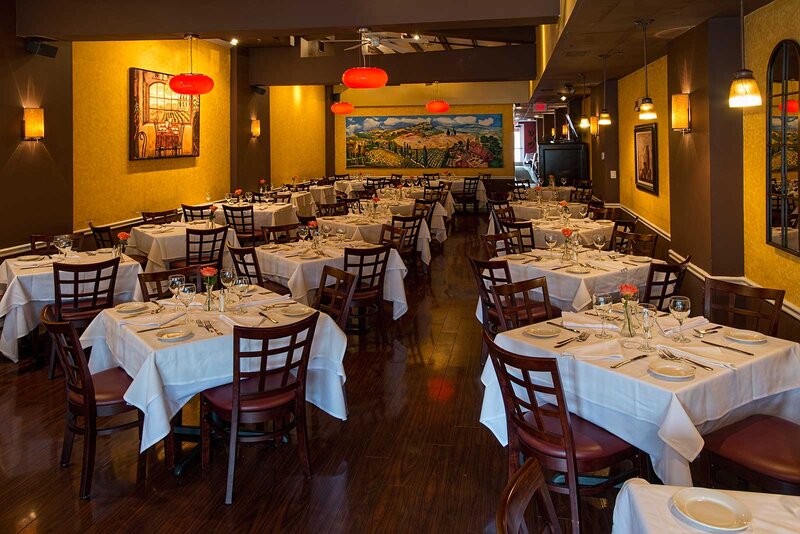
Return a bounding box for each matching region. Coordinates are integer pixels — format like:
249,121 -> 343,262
0,0 -> 72,248
231,47 -> 270,191
589,80 -> 619,203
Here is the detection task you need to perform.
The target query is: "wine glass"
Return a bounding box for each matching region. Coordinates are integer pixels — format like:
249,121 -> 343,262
245,192 -> 253,204
220,268 -> 235,301
168,274 -> 186,309
177,283 -> 196,324
593,235 -> 606,259
321,224 -> 332,241
225,192 -> 232,204
298,225 -> 309,241
669,296 -> 692,344
579,205 -> 589,219
638,303 -> 658,352
336,228 -> 346,241
592,293 -> 614,339
544,234 -> 557,257
560,177 -> 567,187
232,277 -> 250,315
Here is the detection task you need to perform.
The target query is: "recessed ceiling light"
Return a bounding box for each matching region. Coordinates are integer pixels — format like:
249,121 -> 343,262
230,38 -> 239,46
412,34 -> 421,41
560,95 -> 567,101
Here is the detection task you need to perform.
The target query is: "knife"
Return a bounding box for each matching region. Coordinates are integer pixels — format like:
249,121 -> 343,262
551,264 -> 570,271
610,354 -> 648,369
547,321 -> 581,334
136,314 -> 185,333
259,311 -> 279,324
700,340 -> 754,356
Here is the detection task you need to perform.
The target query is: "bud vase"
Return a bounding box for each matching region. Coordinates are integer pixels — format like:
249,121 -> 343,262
204,288 -> 214,312
619,300 -> 636,337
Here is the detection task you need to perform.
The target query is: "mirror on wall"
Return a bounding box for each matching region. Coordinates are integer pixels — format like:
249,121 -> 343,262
767,40 -> 800,254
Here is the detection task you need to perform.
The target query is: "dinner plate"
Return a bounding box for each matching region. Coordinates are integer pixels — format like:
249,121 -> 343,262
299,253 -> 318,260
595,219 -> 614,224
259,243 -> 280,250
610,302 -> 626,314
155,330 -> 194,343
187,220 -> 206,225
152,229 -> 172,234
648,360 -> 695,381
17,255 -> 45,262
724,329 -> 767,344
281,304 -> 313,317
115,302 -> 149,314
670,488 -> 752,532
523,325 -> 561,338
565,265 -> 591,274
629,256 -> 652,263
139,224 -> 157,229
96,248 -> 113,254
504,254 -> 525,260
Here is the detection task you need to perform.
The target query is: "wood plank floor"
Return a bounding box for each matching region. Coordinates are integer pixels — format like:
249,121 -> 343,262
0,214 -> 616,533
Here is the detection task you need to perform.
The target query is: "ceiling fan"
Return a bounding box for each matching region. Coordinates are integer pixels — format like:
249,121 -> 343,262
320,27 -> 430,55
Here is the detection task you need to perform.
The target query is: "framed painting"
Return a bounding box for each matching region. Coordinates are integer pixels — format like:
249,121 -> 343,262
129,68 -> 200,160
345,113 -> 503,169
634,123 -> 658,194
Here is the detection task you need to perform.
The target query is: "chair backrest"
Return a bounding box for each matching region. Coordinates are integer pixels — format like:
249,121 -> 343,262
391,215 -> 424,251
182,204 -> 213,222
295,181 -> 311,191
222,205 -> 255,235
366,177 -> 385,189
463,176 -> 480,195
334,173 -> 349,181
496,457 -> 562,534
423,185 -> 445,202
30,232 -> 85,255
344,244 -> 391,296
481,231 -> 522,258
491,277 -> 555,331
142,209 -> 179,225
703,278 -> 785,336
379,224 -> 408,254
231,312 -> 320,413
228,245 -> 265,286
185,226 -> 229,268
263,223 -> 300,243
512,184 -> 528,201
488,200 -> 512,231
88,223 -> 116,249
422,173 -> 439,186
251,192 -> 267,203
615,230 -> 658,257
643,255 -> 690,311
356,186 -> 377,200
469,257 -> 512,332
413,199 -> 437,227
500,220 -> 536,252
570,187 -> 592,204
274,191 -> 293,204
138,263 -> 214,300
343,198 -> 362,214
588,206 -> 614,221
312,266 -> 357,330
609,219 -> 638,251
319,202 -> 349,217
495,206 -> 516,226
297,214 -> 317,226
53,256 -> 120,320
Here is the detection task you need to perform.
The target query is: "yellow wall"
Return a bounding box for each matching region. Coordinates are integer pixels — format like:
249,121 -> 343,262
72,40 -> 230,228
743,0 -> 800,305
617,56 -> 671,234
334,104 -> 514,176
269,85 -> 326,186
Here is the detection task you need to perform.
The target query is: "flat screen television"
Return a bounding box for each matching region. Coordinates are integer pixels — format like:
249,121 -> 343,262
538,143 -> 589,186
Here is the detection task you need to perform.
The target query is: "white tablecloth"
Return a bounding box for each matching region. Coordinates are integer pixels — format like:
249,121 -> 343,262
385,187 -> 456,217
333,180 -> 365,199
291,191 -> 316,217
208,202 -> 297,229
128,221 -> 241,272
613,478 -> 800,533
256,241 -> 408,319
448,178 -> 488,206
82,303 -> 348,452
487,218 -> 614,247
480,316 -> 800,485
0,253 -> 143,361
509,201 -> 586,219
309,185 -> 336,206
374,199 -> 448,243
529,186 -> 575,201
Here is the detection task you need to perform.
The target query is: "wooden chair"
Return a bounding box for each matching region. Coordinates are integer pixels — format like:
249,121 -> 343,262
703,278 -> 785,336
413,199 -> 437,230
391,215 -> 424,267
570,187 -> 592,203
312,266 -> 357,331
609,219 -> 639,251
421,173 -> 439,186
423,184 -> 445,202
355,186 -> 378,200
379,224 -> 408,254
137,263 -> 215,301
484,333 -> 643,534
87,223 -> 148,267
642,256 -> 690,311
500,220 -> 536,252
496,457 -> 562,534
344,244 -> 391,342
251,192 -> 267,203
366,177 -> 385,189
494,206 -> 517,228
141,209 -> 179,225
343,198 -> 362,214
512,184 -> 528,201
30,233 -> 85,255
490,277 -> 559,331
53,256 -> 120,326
481,231 -> 522,258
469,257 -> 512,365
587,206 -> 615,221
297,214 -> 317,226
295,181 -> 311,191
334,173 -> 349,181
614,230 -> 658,257
171,226 -> 229,270
227,245 -> 290,295
222,205 -> 262,246
453,177 -> 481,214
182,204 -> 213,222
488,200 -> 512,232
262,223 -> 300,244
200,312 -> 320,504
41,305 -> 143,500
318,202 -> 349,216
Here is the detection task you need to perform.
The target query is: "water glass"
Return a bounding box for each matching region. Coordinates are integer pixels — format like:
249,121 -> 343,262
579,206 -> 588,219
245,192 -> 253,204
298,225 -> 309,241
592,293 -> 613,339
669,296 -> 692,344
232,277 -> 250,315
177,283 -> 196,324
168,274 -> 186,309
321,224 -> 332,240
544,235 -> 557,257
638,303 -> 657,352
560,177 -> 567,186
593,235 -> 606,259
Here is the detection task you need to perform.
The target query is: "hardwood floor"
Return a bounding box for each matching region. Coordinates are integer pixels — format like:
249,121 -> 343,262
0,214 -> 616,533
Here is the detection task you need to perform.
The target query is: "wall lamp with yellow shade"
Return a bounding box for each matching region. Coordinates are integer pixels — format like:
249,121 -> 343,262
671,93 -> 691,133
23,108 -> 45,140
250,119 -> 261,138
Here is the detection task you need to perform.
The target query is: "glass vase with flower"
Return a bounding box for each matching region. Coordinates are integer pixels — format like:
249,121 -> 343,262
618,283 -> 640,338
115,232 -> 130,258
200,267 -> 218,312
208,205 -> 218,229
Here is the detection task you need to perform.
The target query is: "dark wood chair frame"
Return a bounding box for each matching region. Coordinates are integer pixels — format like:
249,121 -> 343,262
481,231 -> 522,258
312,266 -> 357,331
453,176 -> 481,214
379,224 -> 409,255
490,277 -> 557,331
609,219 -> 639,251
141,209 -> 180,225
496,456 -> 562,534
177,226 -> 229,270
642,255 -> 691,311
344,244 -> 391,342
262,223 -> 300,244
703,278 -> 785,336
30,232 -> 85,255
182,203 -> 213,222
469,257 -> 512,364
614,230 -> 658,257
137,263 -> 216,301
500,220 -> 536,252
222,204 -> 262,246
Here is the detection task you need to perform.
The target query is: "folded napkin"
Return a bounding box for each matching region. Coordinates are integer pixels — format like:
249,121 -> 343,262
562,312 -> 621,331
655,344 -> 738,370
242,294 -> 292,308
218,314 -> 264,327
15,261 -> 54,269
563,339 -> 624,361
657,316 -> 709,335
120,311 -> 184,327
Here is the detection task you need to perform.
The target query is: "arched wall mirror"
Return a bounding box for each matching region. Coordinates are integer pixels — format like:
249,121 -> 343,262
767,40 -> 800,254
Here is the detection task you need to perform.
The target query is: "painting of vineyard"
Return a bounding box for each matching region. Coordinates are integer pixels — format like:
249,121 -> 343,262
345,114 -> 503,169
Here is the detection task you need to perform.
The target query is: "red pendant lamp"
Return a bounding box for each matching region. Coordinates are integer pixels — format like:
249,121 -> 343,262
342,67 -> 388,89
425,81 -> 450,113
331,101 -> 355,114
778,99 -> 799,113
170,34 -> 214,95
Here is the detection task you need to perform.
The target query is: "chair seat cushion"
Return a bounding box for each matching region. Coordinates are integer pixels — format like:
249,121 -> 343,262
69,367 -> 133,407
202,375 -> 297,419
704,414 -> 800,484
170,259 -> 188,269
518,405 -> 635,462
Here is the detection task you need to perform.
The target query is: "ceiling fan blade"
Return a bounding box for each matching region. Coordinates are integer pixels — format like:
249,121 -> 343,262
381,42 -> 408,54
344,43 -> 364,51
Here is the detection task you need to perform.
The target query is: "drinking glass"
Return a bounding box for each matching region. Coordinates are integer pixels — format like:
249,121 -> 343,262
593,293 -> 614,339
245,192 -> 253,204
544,234 -> 557,257
593,235 -> 606,259
168,274 -> 186,309
321,224 -> 332,241
225,193 -> 232,203
298,225 -> 309,241
205,192 -> 212,202
177,283 -> 196,324
336,228 -> 346,241
232,277 -> 250,315
579,206 -> 589,219
560,177 -> 567,187
638,303 -> 657,352
669,296 -> 692,344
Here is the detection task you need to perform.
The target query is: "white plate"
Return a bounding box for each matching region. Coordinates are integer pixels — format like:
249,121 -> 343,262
504,254 -> 525,260
629,256 -> 652,263
281,304 -> 313,317
670,488 -> 752,532
523,325 -> 561,338
17,255 -> 45,262
596,219 -> 614,224
724,330 -> 767,344
299,253 -> 318,260
152,229 -> 172,234
259,243 -> 280,250
648,360 -> 695,381
156,330 -> 194,343
610,302 -> 626,314
565,265 -> 591,274
139,224 -> 157,229
115,302 -> 149,314
96,248 -> 113,254
187,220 -> 206,225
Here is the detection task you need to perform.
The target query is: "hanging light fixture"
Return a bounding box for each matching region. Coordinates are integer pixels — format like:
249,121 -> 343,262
425,81 -> 450,113
635,19 -> 656,120
341,29 -> 388,89
728,0 -> 762,108
578,73 -> 590,129
170,34 -> 214,95
598,54 -> 612,125
330,101 -> 355,114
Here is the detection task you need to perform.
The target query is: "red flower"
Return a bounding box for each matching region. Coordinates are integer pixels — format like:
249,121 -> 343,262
209,205 -> 218,213
259,178 -> 266,185
117,231 -> 131,241
619,284 -> 638,298
534,186 -> 543,191
372,196 -> 380,202
559,200 -> 568,207
234,188 -> 243,196
561,228 -> 573,237
200,267 -> 218,278
308,221 -> 317,228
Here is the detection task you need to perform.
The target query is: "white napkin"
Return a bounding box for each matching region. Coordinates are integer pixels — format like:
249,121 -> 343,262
657,316 -> 709,335
15,261 -> 54,269
561,312 -> 621,331
242,294 -> 292,308
563,339 -> 624,361
219,314 -> 268,327
120,311 -> 185,327
655,344 -> 738,370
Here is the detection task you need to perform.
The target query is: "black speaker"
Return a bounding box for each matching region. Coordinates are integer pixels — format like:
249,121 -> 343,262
331,92 -> 341,103
250,85 -> 266,95
26,39 -> 59,58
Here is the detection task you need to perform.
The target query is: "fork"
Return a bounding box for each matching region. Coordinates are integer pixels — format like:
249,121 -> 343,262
659,349 -> 714,371
555,331 -> 590,348
204,320 -> 223,335
196,319 -> 211,333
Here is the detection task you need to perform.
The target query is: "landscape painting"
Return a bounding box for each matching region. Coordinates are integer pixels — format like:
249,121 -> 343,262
345,114 -> 503,169
129,68 -> 200,160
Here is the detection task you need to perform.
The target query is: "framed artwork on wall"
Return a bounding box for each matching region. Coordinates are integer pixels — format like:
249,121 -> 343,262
129,67 -> 200,160
634,123 -> 658,194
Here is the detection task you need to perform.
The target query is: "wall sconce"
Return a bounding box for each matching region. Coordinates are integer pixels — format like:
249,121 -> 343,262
590,116 -> 599,136
23,108 -> 45,140
561,124 -> 568,137
250,119 -> 261,138
671,93 -> 691,133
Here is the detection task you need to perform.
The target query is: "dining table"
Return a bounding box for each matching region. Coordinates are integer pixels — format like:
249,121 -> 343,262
528,185 -> 575,202
381,186 -> 457,218
81,294 -> 349,452
613,478 -> 800,533
480,310 -> 800,486
0,252 -> 143,362
333,179 -> 366,199
127,221 -> 241,272
308,185 -> 336,206
509,200 -> 586,219
373,197 -> 449,243
255,239 -> 409,319
447,177 -> 488,207
487,216 -> 614,247
290,191 -> 316,217
196,201 -> 298,229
